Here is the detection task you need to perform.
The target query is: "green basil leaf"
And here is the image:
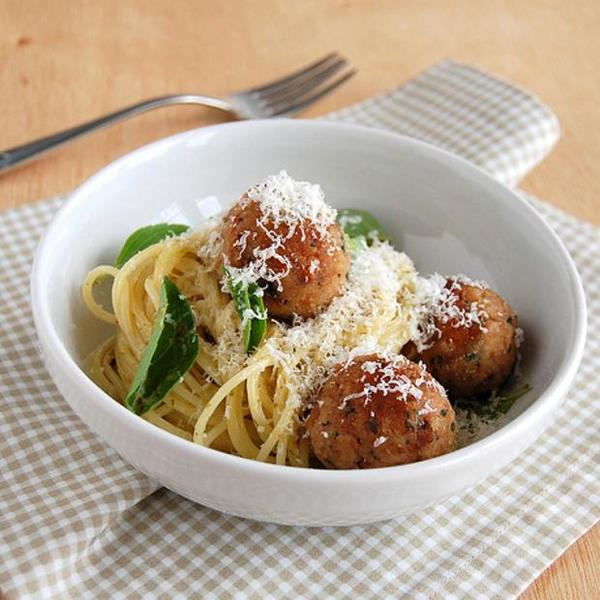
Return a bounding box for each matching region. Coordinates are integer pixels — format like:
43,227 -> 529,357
235,280 -> 253,351
225,270 -> 268,354
455,383 -> 532,421
247,284 -> 267,354
337,208 -> 389,246
114,223 -> 190,268
345,233 -> 368,256
125,277 -> 199,415
494,383 -> 532,415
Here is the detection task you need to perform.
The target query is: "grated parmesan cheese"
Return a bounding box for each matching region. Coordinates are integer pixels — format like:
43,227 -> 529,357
241,306 -> 267,328
246,170 -> 337,233
339,356 -> 422,408
337,354 -> 446,410
408,273 -> 489,351
308,258 -> 320,274
233,230 -> 251,257
262,240 -> 418,412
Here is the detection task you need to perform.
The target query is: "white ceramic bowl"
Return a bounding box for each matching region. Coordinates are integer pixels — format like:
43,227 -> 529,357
31,120 -> 586,526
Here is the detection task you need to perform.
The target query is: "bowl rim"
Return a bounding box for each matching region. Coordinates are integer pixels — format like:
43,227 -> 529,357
31,118 -> 587,484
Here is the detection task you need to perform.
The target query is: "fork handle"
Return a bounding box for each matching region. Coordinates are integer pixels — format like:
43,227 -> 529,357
0,94 -> 234,174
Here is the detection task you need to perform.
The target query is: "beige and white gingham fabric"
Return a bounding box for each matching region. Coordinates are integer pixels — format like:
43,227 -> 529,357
327,60 -> 560,187
1,60 -> 598,599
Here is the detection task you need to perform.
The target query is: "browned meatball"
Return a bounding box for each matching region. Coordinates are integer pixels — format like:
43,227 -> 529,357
306,354 -> 455,469
221,198 -> 350,319
404,277 -> 519,399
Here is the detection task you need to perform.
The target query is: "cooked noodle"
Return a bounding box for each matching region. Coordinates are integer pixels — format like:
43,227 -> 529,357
83,223 -> 419,466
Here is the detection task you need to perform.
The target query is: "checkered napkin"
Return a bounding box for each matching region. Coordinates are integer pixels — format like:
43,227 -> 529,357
1,60 -> 598,599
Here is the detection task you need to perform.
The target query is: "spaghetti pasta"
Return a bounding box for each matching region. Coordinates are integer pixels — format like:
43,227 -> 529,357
82,218 -> 419,467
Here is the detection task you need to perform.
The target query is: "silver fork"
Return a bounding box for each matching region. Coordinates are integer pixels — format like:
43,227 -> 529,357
0,53 -> 355,174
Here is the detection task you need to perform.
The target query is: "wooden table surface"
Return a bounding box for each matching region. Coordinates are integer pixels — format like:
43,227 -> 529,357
2,1 -> 598,597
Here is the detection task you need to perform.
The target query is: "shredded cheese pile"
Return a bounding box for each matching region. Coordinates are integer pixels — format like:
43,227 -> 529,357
246,170 -> 337,233
264,241 -> 418,406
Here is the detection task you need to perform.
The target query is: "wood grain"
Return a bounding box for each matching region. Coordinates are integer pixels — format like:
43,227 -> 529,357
1,1 -> 598,597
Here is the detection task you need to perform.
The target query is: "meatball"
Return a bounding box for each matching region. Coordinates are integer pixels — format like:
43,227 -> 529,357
306,354 -> 455,469
404,276 -> 519,399
221,198 -> 350,319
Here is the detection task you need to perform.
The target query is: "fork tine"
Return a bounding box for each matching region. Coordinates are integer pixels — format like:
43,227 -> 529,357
244,52 -> 342,95
266,69 -> 356,118
257,57 -> 348,108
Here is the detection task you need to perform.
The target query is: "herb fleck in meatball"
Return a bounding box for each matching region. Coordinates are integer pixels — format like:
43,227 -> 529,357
306,354 -> 455,469
221,172 -> 350,319
404,276 -> 520,399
